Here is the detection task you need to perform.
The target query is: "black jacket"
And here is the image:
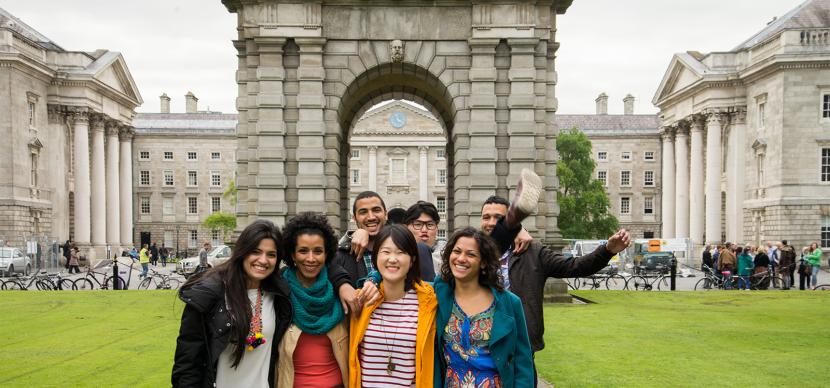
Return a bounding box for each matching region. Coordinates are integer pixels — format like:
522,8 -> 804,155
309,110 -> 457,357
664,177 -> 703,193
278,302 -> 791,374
171,275 -> 292,388
507,241 -> 613,352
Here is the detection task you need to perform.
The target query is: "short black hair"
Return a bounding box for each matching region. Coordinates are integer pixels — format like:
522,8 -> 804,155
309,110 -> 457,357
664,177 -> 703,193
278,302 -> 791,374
352,191 -> 386,215
372,225 -> 421,291
403,201 -> 440,224
482,195 -> 510,212
387,208 -> 407,225
281,212 -> 337,268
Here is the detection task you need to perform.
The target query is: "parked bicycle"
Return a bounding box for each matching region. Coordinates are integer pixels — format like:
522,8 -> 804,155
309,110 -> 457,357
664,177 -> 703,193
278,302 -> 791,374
749,266 -> 784,290
627,265 -> 672,291
1,270 -> 59,290
812,284 -> 830,290
73,263 -> 126,290
137,268 -> 183,290
569,266 -> 628,290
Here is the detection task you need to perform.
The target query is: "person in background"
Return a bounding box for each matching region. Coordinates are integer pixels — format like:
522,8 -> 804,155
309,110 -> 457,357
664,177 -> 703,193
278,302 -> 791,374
737,246 -> 754,290
386,208 -> 407,225
160,245 -> 169,268
150,242 -> 159,266
701,244 -> 714,289
798,246 -> 811,290
68,245 -> 81,274
766,241 -> 779,276
753,246 -> 770,290
139,244 -> 150,279
198,242 -> 212,273
806,242 -> 822,287
718,244 -> 736,290
777,241 -> 795,290
62,239 -> 72,269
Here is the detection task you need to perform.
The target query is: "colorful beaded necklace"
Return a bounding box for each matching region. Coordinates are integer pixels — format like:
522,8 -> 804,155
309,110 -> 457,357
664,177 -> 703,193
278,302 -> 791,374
245,288 -> 266,351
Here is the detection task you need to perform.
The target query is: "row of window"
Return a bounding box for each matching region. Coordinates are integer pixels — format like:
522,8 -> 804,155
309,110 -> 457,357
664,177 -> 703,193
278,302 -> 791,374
350,167 -> 447,186
597,151 -> 655,162
350,149 -> 446,160
597,170 -> 655,187
618,196 -> 655,216
138,151 -> 221,161
139,170 -> 222,187
140,196 -> 222,216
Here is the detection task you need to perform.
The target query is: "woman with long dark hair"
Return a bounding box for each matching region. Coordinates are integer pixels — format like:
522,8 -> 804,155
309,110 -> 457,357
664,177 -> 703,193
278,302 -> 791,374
277,212 -> 348,386
348,224 -> 437,388
172,220 -> 291,388
433,227 -> 533,388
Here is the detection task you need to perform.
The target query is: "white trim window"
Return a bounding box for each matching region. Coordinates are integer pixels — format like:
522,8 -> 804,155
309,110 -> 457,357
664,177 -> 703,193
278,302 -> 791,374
436,196 -> 446,214
187,151 -> 197,161
597,170 -> 608,186
164,170 -> 174,187
210,171 -> 221,187
644,170 -> 654,187
644,151 -> 655,161
140,197 -> 151,215
436,168 -> 447,185
211,152 -> 221,161
822,93 -> 830,119
163,196 -> 174,215
822,148 -> 830,182
620,170 -> 631,187
28,101 -> 36,127
597,151 -> 608,161
350,169 -> 361,185
350,149 -> 360,160
139,151 -> 150,161
621,151 -> 632,161
211,196 -> 221,213
758,102 -> 766,128
620,197 -> 631,215
644,196 -> 654,215
188,171 -> 198,187
436,149 -> 446,160
389,158 -> 407,185
164,151 -> 173,160
822,216 -> 830,248
188,230 -> 198,248
139,170 -> 150,186
188,196 -> 198,214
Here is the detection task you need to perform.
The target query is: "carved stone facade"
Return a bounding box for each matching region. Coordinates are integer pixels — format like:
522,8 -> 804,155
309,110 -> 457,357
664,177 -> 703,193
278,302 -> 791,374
0,8 -> 141,261
348,101 -> 448,237
653,0 -> 830,255
222,0 -> 574,245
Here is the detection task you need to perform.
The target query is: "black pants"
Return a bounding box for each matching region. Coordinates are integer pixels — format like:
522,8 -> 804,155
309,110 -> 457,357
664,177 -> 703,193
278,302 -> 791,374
799,270 -> 810,290
68,265 -> 80,274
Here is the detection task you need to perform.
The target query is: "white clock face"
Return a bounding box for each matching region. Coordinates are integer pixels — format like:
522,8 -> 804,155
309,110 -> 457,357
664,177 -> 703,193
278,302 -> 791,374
389,111 -> 406,128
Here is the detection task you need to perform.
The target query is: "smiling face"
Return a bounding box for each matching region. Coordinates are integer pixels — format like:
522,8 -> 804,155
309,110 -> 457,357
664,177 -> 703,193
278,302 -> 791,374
376,237 -> 413,287
291,233 -> 326,287
407,213 -> 438,247
353,196 -> 387,237
243,238 -> 278,289
480,203 -> 507,234
448,236 -> 482,284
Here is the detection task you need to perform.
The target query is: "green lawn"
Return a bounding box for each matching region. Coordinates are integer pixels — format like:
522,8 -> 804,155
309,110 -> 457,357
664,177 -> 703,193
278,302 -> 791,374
0,291 -> 827,387
537,291 -> 830,387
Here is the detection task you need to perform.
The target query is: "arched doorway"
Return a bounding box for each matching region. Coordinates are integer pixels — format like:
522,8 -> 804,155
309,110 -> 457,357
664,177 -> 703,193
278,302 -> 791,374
223,1 -> 569,245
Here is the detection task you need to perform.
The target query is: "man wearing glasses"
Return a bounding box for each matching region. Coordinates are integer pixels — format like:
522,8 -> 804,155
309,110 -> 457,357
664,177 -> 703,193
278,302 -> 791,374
403,201 -> 442,277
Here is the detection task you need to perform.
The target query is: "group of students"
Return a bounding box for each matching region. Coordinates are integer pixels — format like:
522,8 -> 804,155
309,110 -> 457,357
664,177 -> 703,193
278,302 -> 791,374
171,169 -> 630,388
708,240 -> 823,290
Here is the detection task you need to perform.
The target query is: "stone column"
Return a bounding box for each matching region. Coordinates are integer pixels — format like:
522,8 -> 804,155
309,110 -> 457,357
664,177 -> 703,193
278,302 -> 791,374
506,38 -> 540,231
660,128 -> 675,238
71,110 -> 91,245
726,110 -> 746,243
674,124 -> 690,238
368,146 -> 377,191
90,115 -> 107,249
689,117 -> 705,244
119,128 -> 133,246
705,113 -> 723,244
419,146 -> 428,201
464,38 -> 501,227
294,37 -> 327,214
105,121 -> 121,249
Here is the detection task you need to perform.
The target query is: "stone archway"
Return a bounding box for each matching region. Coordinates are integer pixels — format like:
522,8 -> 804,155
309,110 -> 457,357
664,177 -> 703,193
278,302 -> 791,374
223,0 -> 571,245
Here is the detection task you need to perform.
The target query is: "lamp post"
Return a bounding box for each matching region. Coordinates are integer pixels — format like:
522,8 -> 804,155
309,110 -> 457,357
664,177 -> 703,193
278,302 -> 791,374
176,225 -> 180,259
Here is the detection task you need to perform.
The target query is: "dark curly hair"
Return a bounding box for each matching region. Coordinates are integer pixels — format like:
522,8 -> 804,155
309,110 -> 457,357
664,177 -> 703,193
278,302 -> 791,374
440,227 -> 504,291
281,212 -> 337,268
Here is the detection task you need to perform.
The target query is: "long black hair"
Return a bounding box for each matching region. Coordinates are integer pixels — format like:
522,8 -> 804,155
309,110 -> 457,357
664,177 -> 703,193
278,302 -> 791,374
372,224 -> 421,291
440,227 -> 504,291
281,212 -> 337,268
181,219 -> 283,368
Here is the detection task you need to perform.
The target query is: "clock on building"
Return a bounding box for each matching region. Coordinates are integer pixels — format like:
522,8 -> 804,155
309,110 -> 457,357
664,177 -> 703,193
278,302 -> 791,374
389,111 -> 406,128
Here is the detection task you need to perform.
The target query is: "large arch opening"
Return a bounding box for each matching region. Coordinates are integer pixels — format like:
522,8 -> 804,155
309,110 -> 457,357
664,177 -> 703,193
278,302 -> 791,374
335,62 -> 458,233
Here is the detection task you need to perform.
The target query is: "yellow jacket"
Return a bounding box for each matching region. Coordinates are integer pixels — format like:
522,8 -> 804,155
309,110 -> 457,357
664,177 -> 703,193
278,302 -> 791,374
348,281 -> 437,388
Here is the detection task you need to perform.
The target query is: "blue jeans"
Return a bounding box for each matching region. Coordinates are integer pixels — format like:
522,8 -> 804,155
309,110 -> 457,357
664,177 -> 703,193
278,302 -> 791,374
140,263 -> 148,278
811,265 -> 820,286
738,276 -> 751,290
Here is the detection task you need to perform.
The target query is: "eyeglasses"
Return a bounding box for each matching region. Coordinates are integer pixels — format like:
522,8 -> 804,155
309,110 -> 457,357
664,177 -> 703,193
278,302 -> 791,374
410,221 -> 437,230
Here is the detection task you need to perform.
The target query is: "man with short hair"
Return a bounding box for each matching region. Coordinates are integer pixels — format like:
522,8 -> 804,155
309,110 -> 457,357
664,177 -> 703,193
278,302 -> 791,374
766,240 -> 779,276
334,191 -> 390,285
403,201 -> 442,279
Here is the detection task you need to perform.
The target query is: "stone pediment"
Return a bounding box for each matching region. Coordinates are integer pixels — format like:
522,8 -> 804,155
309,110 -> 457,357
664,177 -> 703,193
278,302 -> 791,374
387,147 -> 409,156
67,51 -> 143,106
752,138 -> 767,153
352,100 -> 444,136
27,137 -> 43,150
653,53 -> 707,105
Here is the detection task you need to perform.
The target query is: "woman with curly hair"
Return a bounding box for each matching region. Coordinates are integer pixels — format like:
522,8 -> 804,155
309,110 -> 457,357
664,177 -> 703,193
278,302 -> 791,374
277,212 -> 351,387
433,227 -> 533,388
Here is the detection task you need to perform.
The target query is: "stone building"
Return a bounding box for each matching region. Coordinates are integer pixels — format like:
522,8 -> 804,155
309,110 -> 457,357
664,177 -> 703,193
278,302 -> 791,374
653,0 -> 830,255
348,100 -> 448,238
221,1 -> 575,245
558,94 -> 662,239
0,8 -> 141,261
131,94 -> 236,256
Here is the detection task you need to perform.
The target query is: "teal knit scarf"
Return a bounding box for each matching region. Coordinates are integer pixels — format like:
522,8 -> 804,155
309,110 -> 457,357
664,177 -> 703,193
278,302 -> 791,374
283,265 -> 343,335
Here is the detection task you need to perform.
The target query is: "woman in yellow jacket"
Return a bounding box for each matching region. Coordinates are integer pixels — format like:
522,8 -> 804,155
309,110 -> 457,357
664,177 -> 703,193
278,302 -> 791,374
348,225 -> 437,388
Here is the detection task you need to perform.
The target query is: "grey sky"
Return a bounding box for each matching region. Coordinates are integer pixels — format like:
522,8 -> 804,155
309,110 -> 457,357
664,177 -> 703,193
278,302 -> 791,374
2,0 -> 807,115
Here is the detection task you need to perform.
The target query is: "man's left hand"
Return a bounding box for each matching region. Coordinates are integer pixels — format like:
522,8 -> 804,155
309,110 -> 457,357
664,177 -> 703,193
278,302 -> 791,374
606,229 -> 631,254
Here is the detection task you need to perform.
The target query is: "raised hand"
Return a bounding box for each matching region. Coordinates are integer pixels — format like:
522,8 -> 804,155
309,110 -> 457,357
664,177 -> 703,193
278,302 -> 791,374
606,229 -> 631,254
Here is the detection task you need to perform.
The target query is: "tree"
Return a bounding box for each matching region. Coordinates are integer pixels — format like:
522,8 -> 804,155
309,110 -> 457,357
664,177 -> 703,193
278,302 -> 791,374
202,212 -> 237,243
556,126 -> 619,239
222,179 -> 238,207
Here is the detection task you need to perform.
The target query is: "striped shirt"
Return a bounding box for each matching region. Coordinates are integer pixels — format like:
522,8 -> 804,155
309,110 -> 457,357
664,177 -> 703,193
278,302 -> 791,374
359,289 -> 420,387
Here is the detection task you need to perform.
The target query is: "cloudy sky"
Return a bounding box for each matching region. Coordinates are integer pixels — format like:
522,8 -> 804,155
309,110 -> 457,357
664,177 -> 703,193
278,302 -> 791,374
2,0 -> 807,114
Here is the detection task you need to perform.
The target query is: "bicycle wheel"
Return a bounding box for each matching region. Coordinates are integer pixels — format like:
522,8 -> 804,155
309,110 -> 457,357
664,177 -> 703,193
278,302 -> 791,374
605,274 -> 627,290
771,275 -> 784,289
694,278 -> 715,291
36,278 -> 56,291
105,276 -> 127,290
568,277 -> 580,290
73,278 -> 95,290
138,277 -> 156,290
58,278 -> 74,291
813,284 -> 830,290
1,280 -> 23,290
656,276 -> 670,291
165,278 -> 182,290
626,276 -> 649,291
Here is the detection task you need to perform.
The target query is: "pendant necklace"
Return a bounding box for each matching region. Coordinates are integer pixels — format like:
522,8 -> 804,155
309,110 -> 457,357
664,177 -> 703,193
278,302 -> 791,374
379,310 -> 399,375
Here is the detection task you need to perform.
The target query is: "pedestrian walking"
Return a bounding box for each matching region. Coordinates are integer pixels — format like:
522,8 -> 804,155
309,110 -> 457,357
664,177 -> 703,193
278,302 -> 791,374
62,240 -> 71,269
68,245 -> 81,274
150,242 -> 159,266
160,246 -> 169,267
139,244 -> 150,279
778,241 -> 795,290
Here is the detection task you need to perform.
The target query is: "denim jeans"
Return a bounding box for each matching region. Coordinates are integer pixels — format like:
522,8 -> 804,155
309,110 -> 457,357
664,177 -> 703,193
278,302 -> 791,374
738,276 -> 751,290
140,263 -> 148,278
811,265 -> 820,286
